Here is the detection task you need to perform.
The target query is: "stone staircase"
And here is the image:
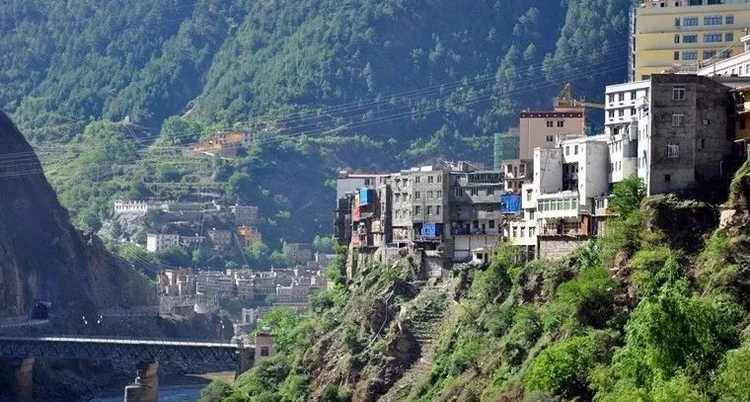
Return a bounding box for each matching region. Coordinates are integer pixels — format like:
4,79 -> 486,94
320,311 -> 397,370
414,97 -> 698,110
378,284 -> 450,402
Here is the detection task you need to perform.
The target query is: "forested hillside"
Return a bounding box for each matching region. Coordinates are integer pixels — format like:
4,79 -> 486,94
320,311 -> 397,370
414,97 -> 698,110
0,0 -> 634,250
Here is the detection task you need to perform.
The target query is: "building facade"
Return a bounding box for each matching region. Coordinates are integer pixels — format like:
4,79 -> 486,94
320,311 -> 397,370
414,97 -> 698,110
631,0 -> 750,80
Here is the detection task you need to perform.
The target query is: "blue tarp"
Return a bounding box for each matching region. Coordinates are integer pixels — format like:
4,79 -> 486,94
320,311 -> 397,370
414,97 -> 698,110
359,188 -> 375,206
501,194 -> 521,213
421,223 -> 442,238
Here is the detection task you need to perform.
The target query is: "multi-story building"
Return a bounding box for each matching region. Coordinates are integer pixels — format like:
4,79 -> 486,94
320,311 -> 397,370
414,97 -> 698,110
449,169 -> 505,261
335,161 -> 505,266
518,108 -> 586,160
606,74 -> 739,195
501,159 -> 532,193
630,0 -> 750,80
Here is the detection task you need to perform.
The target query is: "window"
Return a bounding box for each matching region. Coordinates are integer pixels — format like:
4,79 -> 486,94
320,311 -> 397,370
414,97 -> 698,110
557,120 -> 564,127
704,33 -> 722,43
415,206 -> 421,215
415,176 -> 420,183
427,176 -> 434,183
618,93 -> 625,102
672,113 -> 685,127
631,107 -> 636,115
470,188 -> 478,196
630,90 -> 637,100
665,174 -> 672,183
426,206 -> 432,215
574,145 -> 579,155
512,227 -> 517,238
683,51 -> 698,60
436,190 -> 442,198
487,187 -> 495,195
683,34 -> 698,43
437,175 -> 441,183
529,211 -> 534,220
415,191 -> 421,199
436,206 -> 441,215
700,138 -> 705,150
608,110 -> 615,118
674,51 -> 680,61
619,109 -> 625,117
726,32 -> 734,42
520,227 -> 526,237
565,146 -> 570,155
526,189 -> 532,201
608,94 -> 615,103
704,50 -> 717,59
667,144 -> 680,158
674,34 -> 680,44
546,135 -> 554,142
673,86 -> 686,100
675,17 -> 681,27
260,347 -> 270,357
546,121 -> 553,127
529,227 -> 535,237
704,15 -> 723,26
683,16 -> 698,26
726,15 -> 735,24
489,220 -> 495,229
427,191 -> 433,199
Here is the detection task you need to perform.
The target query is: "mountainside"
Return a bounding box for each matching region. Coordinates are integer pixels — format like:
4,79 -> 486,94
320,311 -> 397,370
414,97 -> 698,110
0,0 -> 634,253
0,111 -> 155,319
200,173 -> 750,402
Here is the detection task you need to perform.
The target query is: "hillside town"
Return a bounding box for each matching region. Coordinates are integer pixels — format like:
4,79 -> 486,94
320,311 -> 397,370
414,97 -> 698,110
335,5 -> 750,272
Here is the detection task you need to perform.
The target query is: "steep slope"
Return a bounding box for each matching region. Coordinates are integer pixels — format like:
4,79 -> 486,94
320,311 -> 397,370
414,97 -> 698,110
208,175 -> 750,402
0,111 -> 155,319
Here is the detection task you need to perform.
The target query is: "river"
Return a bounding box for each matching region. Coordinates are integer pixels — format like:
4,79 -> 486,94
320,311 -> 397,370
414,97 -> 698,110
82,384 -> 204,402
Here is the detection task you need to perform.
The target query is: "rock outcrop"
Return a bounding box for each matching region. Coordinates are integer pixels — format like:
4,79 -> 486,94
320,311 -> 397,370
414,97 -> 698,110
0,111 -> 155,319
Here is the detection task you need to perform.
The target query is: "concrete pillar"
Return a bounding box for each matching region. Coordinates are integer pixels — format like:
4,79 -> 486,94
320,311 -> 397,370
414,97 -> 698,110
123,362 -> 158,402
12,357 -> 34,402
237,347 -> 254,377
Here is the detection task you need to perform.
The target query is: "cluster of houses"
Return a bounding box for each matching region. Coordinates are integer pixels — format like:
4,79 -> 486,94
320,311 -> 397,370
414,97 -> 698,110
112,199 -> 263,253
335,30 -> 750,267
157,265 -> 328,334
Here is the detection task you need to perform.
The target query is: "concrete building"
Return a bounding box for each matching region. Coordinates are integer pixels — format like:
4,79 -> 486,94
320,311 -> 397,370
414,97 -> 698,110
518,108 -> 586,160
146,233 -> 180,253
501,159 -> 532,194
449,169 -> 505,261
698,33 -> 750,76
627,74 -> 737,195
630,0 -> 750,80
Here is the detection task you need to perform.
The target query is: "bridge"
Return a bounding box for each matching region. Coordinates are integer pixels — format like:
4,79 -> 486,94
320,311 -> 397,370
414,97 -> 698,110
0,334 -> 272,402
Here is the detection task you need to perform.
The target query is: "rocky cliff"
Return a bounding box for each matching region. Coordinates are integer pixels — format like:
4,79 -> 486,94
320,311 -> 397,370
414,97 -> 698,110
0,111 -> 155,319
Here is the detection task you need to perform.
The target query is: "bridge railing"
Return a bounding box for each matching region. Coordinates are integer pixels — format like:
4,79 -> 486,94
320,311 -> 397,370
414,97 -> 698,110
0,335 -> 243,346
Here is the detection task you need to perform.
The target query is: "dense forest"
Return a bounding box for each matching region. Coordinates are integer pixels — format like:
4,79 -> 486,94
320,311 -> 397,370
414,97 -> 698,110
0,0 -> 634,250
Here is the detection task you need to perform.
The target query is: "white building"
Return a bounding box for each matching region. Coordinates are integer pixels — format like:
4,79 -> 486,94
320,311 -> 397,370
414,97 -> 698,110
146,233 -> 180,252
698,34 -> 750,77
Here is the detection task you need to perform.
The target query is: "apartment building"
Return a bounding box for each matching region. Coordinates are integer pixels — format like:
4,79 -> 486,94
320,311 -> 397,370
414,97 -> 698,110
631,0 -> 750,80
449,170 -> 505,260
518,108 -> 586,160
335,161 -> 506,267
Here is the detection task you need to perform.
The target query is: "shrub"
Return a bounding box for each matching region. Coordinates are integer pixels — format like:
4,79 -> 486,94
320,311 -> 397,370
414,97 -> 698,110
716,347 -> 750,402
525,332 -> 611,400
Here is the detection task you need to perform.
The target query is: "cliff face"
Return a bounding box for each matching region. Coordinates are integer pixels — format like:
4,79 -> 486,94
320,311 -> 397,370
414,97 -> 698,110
0,111 -> 155,318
